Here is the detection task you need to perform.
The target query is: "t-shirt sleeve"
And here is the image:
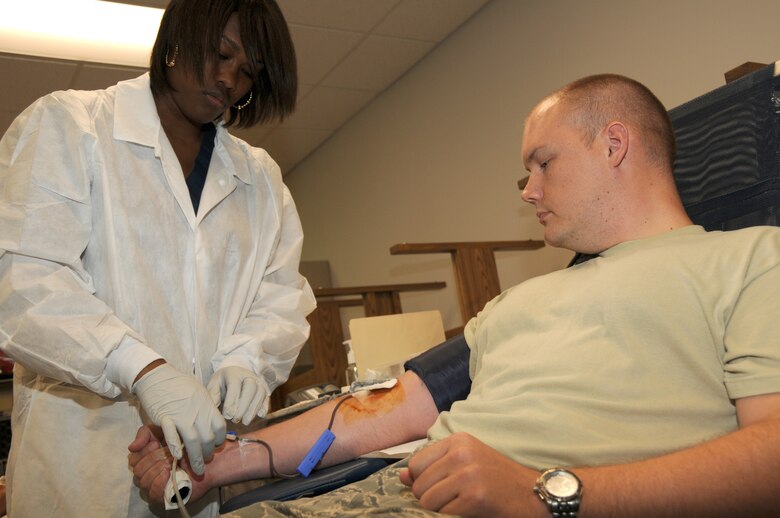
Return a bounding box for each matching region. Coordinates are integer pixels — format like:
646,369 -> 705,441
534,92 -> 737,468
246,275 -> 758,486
723,261 -> 780,399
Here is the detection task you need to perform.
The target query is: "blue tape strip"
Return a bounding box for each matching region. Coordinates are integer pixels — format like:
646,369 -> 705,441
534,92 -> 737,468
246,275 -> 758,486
296,429 -> 336,477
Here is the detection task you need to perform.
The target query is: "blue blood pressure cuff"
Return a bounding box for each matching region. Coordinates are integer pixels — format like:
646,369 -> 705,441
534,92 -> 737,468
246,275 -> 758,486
403,333 -> 471,413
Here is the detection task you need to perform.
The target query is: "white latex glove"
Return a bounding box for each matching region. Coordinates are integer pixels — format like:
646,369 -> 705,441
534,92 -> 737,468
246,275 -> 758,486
133,364 -> 226,475
207,366 -> 269,425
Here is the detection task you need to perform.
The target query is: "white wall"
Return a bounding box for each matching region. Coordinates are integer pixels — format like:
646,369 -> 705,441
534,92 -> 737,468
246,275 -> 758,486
285,0 -> 780,332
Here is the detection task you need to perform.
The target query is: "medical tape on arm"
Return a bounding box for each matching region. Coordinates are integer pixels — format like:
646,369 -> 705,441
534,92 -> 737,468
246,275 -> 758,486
164,458 -> 193,516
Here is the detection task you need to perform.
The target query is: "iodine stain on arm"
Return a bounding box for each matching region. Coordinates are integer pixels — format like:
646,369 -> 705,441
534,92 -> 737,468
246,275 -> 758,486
339,383 -> 406,425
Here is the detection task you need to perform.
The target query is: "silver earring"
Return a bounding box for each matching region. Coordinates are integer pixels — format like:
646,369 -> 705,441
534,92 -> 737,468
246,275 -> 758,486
165,44 -> 178,68
234,90 -> 253,110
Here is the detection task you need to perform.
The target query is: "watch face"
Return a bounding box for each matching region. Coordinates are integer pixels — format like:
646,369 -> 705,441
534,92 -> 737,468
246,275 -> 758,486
546,471 -> 579,498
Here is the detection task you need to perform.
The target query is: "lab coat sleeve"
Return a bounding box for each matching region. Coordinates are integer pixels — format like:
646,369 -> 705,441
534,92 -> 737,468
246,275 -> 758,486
212,161 -> 316,391
0,95 -> 153,398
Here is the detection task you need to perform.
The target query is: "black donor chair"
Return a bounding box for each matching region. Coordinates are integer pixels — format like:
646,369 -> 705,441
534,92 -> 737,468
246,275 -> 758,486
670,61 -> 780,230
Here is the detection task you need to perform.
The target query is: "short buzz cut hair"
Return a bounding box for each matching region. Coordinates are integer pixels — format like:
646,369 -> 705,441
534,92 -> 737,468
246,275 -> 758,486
149,0 -> 297,128
551,74 -> 676,170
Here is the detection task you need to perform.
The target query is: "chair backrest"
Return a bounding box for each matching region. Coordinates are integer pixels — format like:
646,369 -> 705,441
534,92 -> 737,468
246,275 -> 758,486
570,64 -> 780,268
349,310 -> 445,378
669,61 -> 780,230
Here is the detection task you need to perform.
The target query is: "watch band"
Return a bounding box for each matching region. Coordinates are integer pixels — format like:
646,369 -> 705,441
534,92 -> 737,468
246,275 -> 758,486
543,498 -> 579,518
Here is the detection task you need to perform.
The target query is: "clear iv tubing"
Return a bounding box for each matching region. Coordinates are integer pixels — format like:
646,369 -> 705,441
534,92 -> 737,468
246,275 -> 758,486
171,457 -> 191,518
236,394 -> 354,479
170,393 -> 354,516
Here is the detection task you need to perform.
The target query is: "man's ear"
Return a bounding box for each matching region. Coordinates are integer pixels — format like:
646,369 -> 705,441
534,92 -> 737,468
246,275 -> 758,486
605,121 -> 628,167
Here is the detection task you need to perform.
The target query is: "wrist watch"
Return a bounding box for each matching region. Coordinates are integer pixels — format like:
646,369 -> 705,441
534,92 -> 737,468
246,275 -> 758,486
533,467 -> 583,517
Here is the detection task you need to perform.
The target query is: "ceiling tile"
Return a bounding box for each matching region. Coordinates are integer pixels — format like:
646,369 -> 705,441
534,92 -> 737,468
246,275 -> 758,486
229,122 -> 279,147
71,63 -> 146,91
292,82 -> 314,103
0,54 -> 79,111
289,25 -> 364,85
282,86 -> 377,130
299,83 -> 314,97
0,110 -> 20,136
278,0 -> 400,32
102,0 -> 169,8
229,83 -> 316,146
321,35 -> 435,91
374,0 -> 489,41
257,127 -> 332,174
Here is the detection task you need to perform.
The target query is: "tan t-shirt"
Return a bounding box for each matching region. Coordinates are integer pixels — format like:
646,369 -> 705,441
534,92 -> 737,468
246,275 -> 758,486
428,225 -> 780,470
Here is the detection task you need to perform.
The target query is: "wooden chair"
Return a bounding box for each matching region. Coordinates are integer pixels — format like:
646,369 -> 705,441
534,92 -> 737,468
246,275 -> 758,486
271,282 -> 445,409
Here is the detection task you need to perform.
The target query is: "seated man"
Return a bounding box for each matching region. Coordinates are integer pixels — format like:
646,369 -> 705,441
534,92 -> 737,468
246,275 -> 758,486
130,73 -> 780,517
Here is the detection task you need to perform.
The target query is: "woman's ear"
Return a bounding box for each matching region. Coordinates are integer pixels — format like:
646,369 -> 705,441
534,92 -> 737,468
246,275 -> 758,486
605,121 -> 629,167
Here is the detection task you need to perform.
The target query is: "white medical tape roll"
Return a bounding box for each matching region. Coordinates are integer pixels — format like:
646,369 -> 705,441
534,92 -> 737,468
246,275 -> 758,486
164,468 -> 193,510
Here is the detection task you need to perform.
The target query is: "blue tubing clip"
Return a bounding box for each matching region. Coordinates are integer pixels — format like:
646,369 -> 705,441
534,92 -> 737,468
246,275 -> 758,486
296,429 -> 336,477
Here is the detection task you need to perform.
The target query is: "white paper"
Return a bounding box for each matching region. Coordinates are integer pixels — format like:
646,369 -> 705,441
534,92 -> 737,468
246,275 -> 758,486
360,438 -> 429,459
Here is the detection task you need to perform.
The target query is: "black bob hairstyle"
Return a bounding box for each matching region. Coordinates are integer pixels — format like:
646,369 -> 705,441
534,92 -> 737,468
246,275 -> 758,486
150,0 -> 297,128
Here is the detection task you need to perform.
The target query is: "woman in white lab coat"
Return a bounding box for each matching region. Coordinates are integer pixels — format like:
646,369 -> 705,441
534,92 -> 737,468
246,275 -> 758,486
0,0 -> 315,515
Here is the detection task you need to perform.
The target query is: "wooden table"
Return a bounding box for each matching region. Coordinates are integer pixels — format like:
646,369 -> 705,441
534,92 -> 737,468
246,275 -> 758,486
390,241 -> 544,324
313,281 -> 447,316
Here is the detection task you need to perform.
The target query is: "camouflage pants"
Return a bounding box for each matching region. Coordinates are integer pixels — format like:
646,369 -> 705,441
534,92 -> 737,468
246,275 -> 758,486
220,460 -> 453,517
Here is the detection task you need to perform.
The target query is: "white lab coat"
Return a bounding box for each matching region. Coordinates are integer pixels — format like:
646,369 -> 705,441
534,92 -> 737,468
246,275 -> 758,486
0,74 -> 316,517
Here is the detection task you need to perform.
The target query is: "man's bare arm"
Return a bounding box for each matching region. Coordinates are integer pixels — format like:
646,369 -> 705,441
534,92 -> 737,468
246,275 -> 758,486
401,391 -> 780,517
130,370 -> 439,503
574,391 -> 780,517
